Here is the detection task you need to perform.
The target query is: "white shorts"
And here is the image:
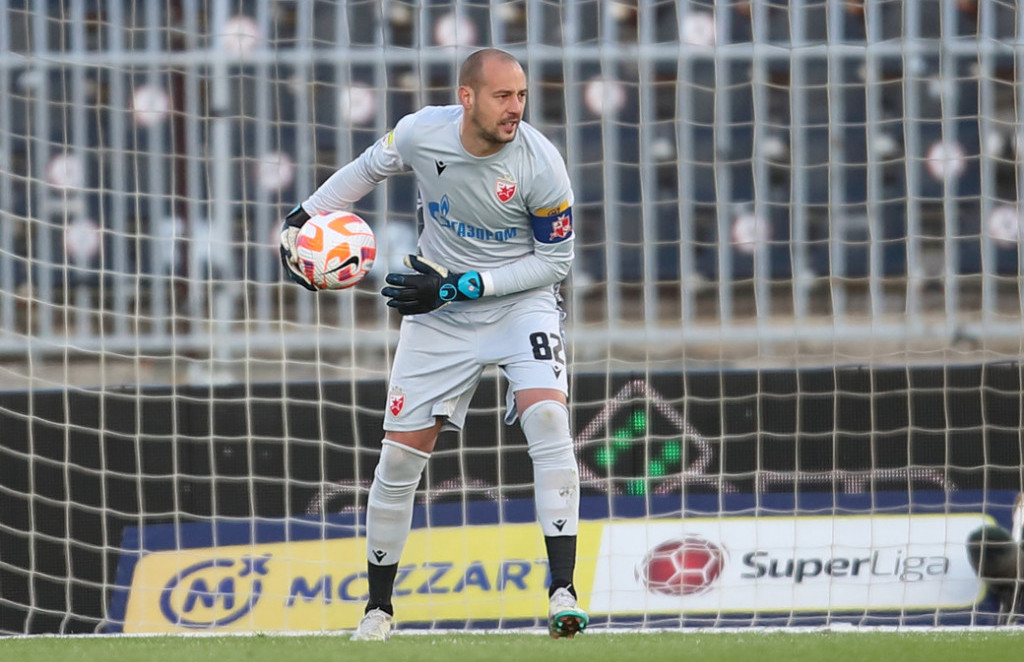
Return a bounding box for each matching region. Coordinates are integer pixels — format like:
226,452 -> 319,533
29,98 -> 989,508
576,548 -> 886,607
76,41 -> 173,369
383,294 -> 568,432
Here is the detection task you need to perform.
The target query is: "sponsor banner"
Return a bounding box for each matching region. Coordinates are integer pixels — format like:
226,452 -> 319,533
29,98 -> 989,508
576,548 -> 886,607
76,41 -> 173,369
591,513 -> 990,615
109,497 -> 1002,632
120,521 -> 603,634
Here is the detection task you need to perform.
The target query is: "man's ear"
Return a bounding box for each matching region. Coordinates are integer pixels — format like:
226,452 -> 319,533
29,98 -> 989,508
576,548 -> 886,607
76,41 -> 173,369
458,85 -> 473,110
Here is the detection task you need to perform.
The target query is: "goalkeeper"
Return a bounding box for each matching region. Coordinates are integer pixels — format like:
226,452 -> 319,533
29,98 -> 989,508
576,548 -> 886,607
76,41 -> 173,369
280,48 -> 587,641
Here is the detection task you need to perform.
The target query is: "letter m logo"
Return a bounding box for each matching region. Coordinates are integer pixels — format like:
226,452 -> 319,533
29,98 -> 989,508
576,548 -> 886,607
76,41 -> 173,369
183,577 -> 236,612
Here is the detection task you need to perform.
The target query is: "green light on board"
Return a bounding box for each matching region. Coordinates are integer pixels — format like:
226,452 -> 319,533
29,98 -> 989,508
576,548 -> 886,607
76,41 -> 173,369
593,410 -> 687,495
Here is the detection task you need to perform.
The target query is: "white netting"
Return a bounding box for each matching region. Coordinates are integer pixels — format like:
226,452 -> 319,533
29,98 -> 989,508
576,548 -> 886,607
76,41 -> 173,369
2,0 -> 1023,635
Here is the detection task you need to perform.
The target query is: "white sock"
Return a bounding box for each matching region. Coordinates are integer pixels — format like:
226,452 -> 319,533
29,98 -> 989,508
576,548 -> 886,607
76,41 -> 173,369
520,401 -> 580,537
365,439 -> 430,566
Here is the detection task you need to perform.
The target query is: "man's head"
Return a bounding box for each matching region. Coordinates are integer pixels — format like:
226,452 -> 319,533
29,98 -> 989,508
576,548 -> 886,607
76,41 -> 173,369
457,48 -> 527,156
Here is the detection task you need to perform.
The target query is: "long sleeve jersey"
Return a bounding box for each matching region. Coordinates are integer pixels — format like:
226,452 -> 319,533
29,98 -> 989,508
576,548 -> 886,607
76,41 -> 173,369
301,105 -> 575,311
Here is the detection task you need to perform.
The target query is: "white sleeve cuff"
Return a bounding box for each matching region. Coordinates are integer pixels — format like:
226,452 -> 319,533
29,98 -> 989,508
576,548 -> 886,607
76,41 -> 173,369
480,270 -> 496,297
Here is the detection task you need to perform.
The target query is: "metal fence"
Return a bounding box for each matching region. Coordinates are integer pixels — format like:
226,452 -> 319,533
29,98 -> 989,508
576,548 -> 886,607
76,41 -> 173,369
2,0 -> 1024,368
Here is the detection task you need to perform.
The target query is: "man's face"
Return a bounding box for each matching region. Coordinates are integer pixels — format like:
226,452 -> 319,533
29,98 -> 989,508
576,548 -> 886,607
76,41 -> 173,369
462,59 -> 527,149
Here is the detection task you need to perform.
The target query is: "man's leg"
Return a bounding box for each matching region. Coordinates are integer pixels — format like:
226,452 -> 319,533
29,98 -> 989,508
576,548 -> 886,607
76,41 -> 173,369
353,421 -> 442,641
516,388 -> 588,638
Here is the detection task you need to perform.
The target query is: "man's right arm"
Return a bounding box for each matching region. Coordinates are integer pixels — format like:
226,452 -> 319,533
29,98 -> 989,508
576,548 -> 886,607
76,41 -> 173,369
300,126 -> 408,215
280,120 -> 412,289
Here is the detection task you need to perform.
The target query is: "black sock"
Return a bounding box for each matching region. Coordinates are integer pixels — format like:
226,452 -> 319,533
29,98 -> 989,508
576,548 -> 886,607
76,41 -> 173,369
366,562 -> 398,615
545,535 -> 577,597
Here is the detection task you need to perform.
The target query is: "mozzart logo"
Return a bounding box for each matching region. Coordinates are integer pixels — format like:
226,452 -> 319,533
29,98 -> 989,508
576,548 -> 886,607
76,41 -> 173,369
159,555 -> 270,628
144,550 -> 551,630
285,560 -> 545,606
122,525 -> 563,632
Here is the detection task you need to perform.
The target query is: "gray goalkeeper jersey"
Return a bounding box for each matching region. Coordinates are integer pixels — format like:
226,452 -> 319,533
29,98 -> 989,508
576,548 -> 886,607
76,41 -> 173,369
301,105 -> 575,311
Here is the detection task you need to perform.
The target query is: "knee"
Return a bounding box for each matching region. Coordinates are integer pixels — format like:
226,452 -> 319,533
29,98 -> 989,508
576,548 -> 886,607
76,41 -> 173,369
520,400 -> 576,467
374,439 -> 430,490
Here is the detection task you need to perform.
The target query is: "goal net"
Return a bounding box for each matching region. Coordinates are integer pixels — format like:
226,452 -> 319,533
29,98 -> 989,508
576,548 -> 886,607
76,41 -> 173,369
2,0 -> 1023,635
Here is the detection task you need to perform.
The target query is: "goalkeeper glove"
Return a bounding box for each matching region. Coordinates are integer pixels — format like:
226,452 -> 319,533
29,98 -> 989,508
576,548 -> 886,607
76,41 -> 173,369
279,205 -> 317,291
381,254 -> 484,315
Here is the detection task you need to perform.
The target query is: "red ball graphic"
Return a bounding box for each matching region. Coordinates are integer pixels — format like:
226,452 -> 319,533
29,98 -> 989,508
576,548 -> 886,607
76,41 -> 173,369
636,536 -> 725,596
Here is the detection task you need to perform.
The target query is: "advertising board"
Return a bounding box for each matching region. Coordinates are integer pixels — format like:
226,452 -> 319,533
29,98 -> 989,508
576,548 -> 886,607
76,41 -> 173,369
108,498 -> 993,632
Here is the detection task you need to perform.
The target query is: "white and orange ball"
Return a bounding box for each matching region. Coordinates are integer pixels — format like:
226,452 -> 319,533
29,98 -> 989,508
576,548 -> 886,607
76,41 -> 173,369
295,211 -> 376,290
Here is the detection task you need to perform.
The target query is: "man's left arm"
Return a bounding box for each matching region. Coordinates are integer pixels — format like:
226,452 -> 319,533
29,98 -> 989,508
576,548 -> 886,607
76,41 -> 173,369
381,203 -> 574,315
480,146 -> 577,296
478,202 -> 574,296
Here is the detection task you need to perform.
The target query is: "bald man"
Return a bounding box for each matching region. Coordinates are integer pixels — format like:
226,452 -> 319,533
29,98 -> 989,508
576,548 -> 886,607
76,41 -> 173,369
280,48 -> 587,641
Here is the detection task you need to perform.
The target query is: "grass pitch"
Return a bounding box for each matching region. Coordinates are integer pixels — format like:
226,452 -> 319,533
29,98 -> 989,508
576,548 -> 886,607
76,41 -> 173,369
3,630 -> 1024,662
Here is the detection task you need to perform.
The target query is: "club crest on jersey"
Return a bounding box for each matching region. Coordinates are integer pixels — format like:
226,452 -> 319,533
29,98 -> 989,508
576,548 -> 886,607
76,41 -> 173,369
388,387 -> 405,417
495,174 -> 517,203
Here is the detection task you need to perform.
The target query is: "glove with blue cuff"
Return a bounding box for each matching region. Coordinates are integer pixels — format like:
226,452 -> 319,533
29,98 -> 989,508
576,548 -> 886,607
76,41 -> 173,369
381,254 -> 483,315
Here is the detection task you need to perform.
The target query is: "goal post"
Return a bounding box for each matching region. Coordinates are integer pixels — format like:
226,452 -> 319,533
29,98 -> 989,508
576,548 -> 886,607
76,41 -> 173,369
2,0 -> 1024,635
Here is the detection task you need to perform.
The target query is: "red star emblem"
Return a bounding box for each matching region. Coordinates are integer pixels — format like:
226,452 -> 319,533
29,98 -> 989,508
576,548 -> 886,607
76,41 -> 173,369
388,393 -> 405,417
495,176 -> 517,203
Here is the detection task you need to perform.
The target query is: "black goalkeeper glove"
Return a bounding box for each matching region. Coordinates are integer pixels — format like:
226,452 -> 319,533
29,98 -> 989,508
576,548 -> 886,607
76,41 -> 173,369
381,254 -> 484,315
279,204 -> 317,291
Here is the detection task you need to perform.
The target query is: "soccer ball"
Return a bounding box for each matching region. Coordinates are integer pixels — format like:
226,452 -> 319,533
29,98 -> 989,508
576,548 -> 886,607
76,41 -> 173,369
294,211 -> 376,290
635,536 -> 725,596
